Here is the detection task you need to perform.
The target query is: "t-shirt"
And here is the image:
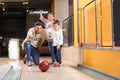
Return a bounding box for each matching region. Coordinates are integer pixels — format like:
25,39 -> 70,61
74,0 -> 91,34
40,17 -> 54,38
25,28 -> 41,47
52,29 -> 63,46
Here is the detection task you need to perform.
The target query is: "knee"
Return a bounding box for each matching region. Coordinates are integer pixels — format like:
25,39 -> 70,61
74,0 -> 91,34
24,41 -> 31,47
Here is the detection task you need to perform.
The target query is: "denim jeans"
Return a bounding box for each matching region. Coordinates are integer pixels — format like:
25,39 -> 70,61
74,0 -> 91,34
53,45 -> 62,64
48,42 -> 55,63
24,41 -> 39,65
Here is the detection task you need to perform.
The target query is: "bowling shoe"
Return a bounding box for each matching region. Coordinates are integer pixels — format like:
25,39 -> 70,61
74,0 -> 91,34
54,62 -> 61,67
27,61 -> 32,67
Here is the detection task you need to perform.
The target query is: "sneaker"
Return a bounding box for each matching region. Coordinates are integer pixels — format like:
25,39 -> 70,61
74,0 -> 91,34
23,57 -> 27,64
54,62 -> 61,67
27,61 -> 32,67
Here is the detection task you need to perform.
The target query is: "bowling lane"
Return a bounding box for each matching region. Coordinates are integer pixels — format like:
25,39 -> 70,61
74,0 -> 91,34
0,57 -> 95,80
20,57 -> 94,80
20,64 -> 95,80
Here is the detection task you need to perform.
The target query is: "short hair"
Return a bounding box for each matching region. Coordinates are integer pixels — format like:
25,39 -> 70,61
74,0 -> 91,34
34,22 -> 43,27
48,12 -> 54,16
53,20 -> 60,25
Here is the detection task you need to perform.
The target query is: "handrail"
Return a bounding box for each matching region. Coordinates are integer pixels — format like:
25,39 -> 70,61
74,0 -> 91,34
62,14 -> 73,23
110,0 -> 114,48
82,0 -> 96,47
83,0 -> 95,9
62,14 -> 74,46
82,0 -> 99,48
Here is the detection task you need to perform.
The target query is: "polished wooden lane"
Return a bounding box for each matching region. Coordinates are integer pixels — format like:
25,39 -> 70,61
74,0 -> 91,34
21,65 -> 95,80
0,57 -> 95,80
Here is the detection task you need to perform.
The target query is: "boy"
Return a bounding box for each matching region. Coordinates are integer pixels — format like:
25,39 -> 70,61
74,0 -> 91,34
52,20 -> 63,66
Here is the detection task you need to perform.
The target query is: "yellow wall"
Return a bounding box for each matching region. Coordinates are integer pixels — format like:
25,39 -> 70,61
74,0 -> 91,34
79,0 -> 96,45
76,0 -> 119,78
101,0 -> 112,46
84,48 -> 120,77
78,0 -> 112,46
85,3 -> 96,44
80,8 -> 83,45
97,2 -> 102,45
73,0 -> 78,46
80,0 -> 94,8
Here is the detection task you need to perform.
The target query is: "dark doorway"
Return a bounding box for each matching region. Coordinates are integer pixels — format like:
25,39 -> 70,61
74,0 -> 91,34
113,0 -> 120,46
0,11 -> 26,38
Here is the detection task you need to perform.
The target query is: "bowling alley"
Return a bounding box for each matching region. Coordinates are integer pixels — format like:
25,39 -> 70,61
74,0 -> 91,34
0,0 -> 120,80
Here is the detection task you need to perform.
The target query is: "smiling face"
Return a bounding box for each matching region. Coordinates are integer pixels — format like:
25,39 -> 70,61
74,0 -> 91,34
34,25 -> 43,33
53,20 -> 60,31
47,12 -> 54,21
53,23 -> 59,30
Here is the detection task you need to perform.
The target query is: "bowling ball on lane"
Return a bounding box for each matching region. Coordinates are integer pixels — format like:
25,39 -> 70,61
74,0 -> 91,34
39,60 -> 50,72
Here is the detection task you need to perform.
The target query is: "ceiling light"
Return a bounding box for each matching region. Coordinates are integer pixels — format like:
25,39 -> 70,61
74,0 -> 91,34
26,9 -> 29,12
2,7 -> 5,11
0,2 -> 5,5
22,1 -> 28,5
29,11 -> 48,14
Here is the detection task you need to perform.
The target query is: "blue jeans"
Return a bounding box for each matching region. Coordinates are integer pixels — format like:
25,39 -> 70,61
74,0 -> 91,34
48,42 -> 55,63
54,45 -> 62,64
24,41 -> 39,65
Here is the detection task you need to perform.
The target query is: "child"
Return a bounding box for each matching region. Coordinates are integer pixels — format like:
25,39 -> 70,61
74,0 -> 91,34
52,20 -> 63,66
39,10 -> 55,64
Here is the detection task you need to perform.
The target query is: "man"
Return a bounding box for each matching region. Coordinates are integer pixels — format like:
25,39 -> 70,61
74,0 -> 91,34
22,22 -> 52,66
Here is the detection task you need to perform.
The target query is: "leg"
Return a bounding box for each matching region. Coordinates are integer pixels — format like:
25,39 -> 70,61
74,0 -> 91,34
48,42 -> 55,63
31,46 -> 39,65
24,41 -> 33,62
54,46 -> 58,62
56,45 -> 62,64
23,54 -> 27,64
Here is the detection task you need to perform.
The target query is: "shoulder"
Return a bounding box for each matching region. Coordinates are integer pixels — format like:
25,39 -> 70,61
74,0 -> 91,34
42,29 -> 46,32
41,29 -> 46,34
27,27 -> 35,34
28,27 -> 34,31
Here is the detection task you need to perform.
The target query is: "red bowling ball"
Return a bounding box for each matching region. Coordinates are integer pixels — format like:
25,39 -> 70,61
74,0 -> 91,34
39,60 -> 50,72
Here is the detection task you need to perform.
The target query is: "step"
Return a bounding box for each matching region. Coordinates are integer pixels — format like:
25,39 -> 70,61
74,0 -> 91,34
73,65 -> 120,80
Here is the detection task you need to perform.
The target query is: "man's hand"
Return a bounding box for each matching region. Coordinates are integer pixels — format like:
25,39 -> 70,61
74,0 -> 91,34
28,35 -> 35,40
